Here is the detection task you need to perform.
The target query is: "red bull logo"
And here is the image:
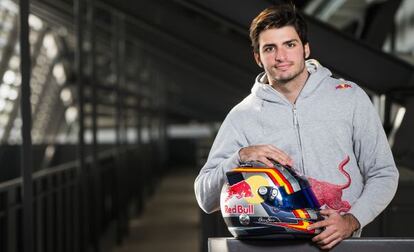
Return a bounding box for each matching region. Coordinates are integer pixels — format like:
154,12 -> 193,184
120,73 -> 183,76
226,181 -> 253,202
224,204 -> 254,214
335,83 -> 352,89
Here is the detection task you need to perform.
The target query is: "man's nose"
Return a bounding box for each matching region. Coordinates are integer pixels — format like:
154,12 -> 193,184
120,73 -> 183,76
275,48 -> 287,61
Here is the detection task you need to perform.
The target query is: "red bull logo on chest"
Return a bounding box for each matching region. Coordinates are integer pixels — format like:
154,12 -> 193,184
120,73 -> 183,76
335,83 -> 352,89
224,204 -> 254,214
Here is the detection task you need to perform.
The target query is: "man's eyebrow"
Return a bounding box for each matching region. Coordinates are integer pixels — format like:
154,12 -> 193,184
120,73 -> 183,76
262,39 -> 299,48
262,43 -> 276,48
283,39 -> 299,44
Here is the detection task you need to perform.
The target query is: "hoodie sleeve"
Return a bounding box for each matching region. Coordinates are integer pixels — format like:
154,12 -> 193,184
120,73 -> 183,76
348,87 -> 399,228
194,115 -> 248,213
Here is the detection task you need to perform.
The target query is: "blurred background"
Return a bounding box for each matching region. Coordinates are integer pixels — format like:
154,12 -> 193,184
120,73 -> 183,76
0,0 -> 414,251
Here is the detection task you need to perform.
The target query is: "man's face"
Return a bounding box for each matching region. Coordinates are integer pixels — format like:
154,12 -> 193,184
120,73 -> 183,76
254,26 -> 310,86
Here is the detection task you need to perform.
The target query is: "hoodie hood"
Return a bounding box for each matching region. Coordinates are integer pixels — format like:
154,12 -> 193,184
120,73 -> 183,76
251,59 -> 332,103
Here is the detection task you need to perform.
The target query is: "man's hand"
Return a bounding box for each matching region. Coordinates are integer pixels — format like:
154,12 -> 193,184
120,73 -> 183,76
308,209 -> 360,250
239,144 -> 293,167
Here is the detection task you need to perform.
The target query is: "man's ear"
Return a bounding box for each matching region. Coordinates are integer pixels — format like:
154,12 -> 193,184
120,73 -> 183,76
304,43 -> 310,59
254,52 -> 263,68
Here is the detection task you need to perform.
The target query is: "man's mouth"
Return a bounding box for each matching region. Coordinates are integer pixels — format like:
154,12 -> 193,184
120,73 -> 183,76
275,63 -> 292,71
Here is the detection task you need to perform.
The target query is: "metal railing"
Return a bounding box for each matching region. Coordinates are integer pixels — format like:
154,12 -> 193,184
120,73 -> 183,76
0,144 -> 157,252
0,0 -> 168,251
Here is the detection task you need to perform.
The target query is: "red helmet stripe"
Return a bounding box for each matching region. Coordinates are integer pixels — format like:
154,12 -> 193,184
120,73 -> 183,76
271,168 -> 295,194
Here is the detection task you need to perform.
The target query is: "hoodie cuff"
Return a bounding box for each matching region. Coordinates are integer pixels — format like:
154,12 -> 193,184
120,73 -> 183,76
348,206 -> 367,234
343,213 -> 362,237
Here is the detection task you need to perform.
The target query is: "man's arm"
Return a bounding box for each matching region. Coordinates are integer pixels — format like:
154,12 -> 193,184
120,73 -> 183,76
347,87 -> 399,229
194,117 -> 294,213
308,86 -> 398,249
194,117 -> 246,213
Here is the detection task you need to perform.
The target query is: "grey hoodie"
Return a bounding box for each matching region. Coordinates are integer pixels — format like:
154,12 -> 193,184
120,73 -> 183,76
194,60 -> 399,230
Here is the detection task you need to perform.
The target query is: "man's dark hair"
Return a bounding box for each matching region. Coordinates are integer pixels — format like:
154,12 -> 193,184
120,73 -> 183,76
249,3 -> 308,53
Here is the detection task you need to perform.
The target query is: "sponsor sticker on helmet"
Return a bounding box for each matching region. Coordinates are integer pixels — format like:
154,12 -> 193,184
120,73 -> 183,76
224,204 -> 254,214
225,181 -> 253,202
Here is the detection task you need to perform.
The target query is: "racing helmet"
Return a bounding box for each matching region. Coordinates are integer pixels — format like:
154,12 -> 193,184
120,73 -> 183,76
220,161 -> 322,238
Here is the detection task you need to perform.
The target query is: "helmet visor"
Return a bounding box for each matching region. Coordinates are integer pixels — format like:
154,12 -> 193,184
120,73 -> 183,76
277,185 -> 320,209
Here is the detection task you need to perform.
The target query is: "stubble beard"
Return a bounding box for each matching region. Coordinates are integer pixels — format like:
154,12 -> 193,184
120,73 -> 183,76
270,61 -> 306,85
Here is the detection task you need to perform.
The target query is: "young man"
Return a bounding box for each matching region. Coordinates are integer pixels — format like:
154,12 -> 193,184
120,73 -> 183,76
194,3 -> 399,250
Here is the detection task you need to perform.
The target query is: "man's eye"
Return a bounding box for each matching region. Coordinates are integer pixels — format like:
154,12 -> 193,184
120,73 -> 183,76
286,42 -> 296,48
264,47 -> 274,52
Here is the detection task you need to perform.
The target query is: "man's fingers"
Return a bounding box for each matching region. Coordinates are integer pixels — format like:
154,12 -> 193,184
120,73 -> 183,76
266,145 -> 293,165
312,225 -> 335,242
265,152 -> 290,166
239,145 -> 293,167
257,157 -> 274,167
308,219 -> 329,230
250,147 -> 289,166
316,232 -> 339,246
320,237 -> 342,250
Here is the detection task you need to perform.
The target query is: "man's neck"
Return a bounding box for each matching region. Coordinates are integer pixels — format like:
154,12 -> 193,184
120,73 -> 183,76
270,71 -> 309,104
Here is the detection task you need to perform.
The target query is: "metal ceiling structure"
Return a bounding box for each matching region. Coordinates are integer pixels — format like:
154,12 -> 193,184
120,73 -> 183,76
30,0 -> 414,121
169,0 -> 414,95
31,0 -> 257,122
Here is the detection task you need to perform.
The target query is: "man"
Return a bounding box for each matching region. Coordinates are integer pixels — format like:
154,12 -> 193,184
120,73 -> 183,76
194,3 -> 399,250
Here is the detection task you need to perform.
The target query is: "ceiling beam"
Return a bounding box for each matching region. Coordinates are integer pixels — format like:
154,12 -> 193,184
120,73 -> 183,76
178,0 -> 414,96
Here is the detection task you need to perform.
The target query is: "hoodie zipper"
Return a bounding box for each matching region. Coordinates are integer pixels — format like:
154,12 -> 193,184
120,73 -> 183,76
293,105 -> 305,173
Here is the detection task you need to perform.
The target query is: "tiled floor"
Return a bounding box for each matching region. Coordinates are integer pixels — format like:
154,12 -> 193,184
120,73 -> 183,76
112,171 -> 200,252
